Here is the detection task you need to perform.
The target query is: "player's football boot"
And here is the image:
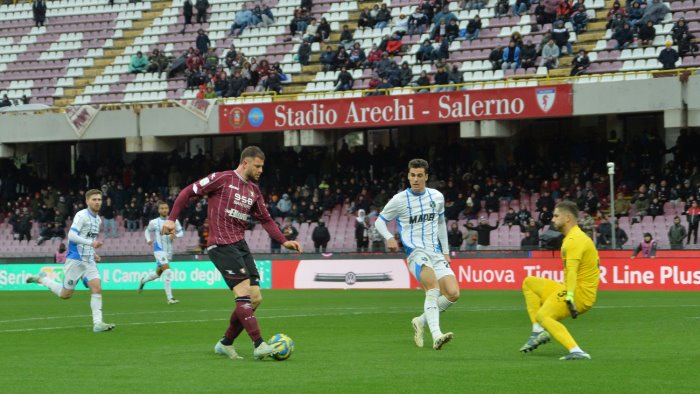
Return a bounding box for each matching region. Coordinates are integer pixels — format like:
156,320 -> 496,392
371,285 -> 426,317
214,341 -> 243,360
519,331 -> 551,353
137,276 -> 146,293
253,341 -> 280,360
167,298 -> 179,305
93,322 -> 116,332
432,332 -> 454,350
559,351 -> 591,361
25,272 -> 46,284
411,316 -> 424,348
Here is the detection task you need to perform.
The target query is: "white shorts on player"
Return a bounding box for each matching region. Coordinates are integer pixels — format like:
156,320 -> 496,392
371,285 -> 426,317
63,258 -> 101,290
407,250 -> 456,282
154,251 -> 170,267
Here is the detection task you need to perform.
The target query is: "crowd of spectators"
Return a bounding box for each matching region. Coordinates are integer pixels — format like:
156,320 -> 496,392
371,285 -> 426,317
2,129 -> 700,253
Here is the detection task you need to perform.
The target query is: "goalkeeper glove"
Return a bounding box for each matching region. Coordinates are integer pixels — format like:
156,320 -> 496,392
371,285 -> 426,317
565,292 -> 578,319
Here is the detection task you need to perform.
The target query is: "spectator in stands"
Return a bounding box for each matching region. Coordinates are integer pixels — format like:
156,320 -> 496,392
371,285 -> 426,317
627,2 -> 643,27
277,193 -> 292,216
281,218 -> 299,249
195,0 -> 209,24
231,4 -> 255,36
511,0 -> 529,17
224,44 -> 238,69
264,69 -> 283,94
334,46 -> 349,70
434,65 -> 449,92
521,217 -> 542,243
489,46 -> 504,70
358,8 -> 374,29
463,16 -> 481,40
638,20 -> 656,47
399,61 -> 412,87
536,37 -> 555,67
678,32 -> 698,58
466,217 -> 498,249
519,40 -> 537,69
196,29 -> 211,56
606,1 -> 626,22
317,18 -> 331,42
671,18 -> 689,45
570,5 -> 589,34
552,20 -> 572,56
55,243 -> 67,263
570,49 -> 590,76
364,44 -> 382,69
339,25 -> 354,50
147,49 -> 170,75
254,4 -> 274,27
448,222 -> 464,252
0,94 -> 11,107
355,211 -> 369,252
312,219 -> 331,253
298,41 -> 311,65
631,233 -> 657,258
225,69 -> 246,97
668,216 -> 687,249
407,7 -> 428,35
640,0 -> 669,25
320,45 -> 335,71
303,18 -> 319,43
504,208 -> 518,227
167,51 -> 188,78
335,66 -> 354,91
213,70 -> 228,96
32,0 -> 47,27
541,0 -> 559,25
495,0 -> 509,18
614,22 -> 634,50
374,3 -> 391,29
445,19 -> 459,43
658,41 -> 680,70
36,222 -> 65,246
416,39 -> 434,63
556,0 -> 573,21
385,32 -> 403,55
501,41 -> 521,71
129,51 -> 149,73
348,43 -> 367,68
197,219 -> 209,250
649,196 -> 663,218
687,200 -> 700,244
101,197 -> 118,238
411,70 -> 431,93
448,64 -> 464,86
432,19 -> 448,41
579,211 -> 595,239
183,0 -> 193,29
125,201 -> 140,231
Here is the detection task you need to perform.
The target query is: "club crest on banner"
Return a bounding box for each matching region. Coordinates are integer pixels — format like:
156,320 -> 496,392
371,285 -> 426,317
535,88 -> 556,113
65,105 -> 101,138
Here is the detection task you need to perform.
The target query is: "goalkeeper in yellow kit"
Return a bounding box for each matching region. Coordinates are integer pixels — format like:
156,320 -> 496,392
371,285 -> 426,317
519,201 -> 600,360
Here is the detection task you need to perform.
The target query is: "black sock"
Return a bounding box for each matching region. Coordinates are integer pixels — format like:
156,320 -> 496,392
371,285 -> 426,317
254,338 -> 263,348
220,336 -> 233,346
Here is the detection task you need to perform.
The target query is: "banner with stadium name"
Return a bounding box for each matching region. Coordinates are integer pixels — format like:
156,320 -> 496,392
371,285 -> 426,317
218,85 -> 573,133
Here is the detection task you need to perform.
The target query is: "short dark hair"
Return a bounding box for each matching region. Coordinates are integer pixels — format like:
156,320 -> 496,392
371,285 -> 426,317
240,146 -> 265,162
408,158 -> 429,172
674,216 -> 680,220
555,200 -> 578,218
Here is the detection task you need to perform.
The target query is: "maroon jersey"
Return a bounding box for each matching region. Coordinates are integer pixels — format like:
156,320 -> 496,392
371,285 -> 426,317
169,170 -> 287,247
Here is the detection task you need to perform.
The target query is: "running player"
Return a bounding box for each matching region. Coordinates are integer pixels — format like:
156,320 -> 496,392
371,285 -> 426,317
374,159 -> 460,350
139,201 -> 184,304
161,146 -> 302,360
26,189 -> 115,332
520,200 -> 600,360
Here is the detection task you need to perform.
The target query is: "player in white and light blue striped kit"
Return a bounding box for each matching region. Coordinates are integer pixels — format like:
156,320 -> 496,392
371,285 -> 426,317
139,201 -> 184,304
375,159 -> 461,350
26,189 -> 115,332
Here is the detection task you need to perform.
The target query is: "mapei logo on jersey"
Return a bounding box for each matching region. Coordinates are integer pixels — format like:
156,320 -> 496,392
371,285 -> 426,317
409,213 -> 436,224
536,88 -> 556,113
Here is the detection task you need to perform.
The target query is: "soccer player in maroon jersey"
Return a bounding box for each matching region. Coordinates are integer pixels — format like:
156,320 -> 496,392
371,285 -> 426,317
161,146 -> 302,360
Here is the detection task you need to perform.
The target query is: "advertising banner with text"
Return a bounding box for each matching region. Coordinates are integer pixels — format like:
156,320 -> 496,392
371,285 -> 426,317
219,85 -> 573,133
0,261 -> 271,291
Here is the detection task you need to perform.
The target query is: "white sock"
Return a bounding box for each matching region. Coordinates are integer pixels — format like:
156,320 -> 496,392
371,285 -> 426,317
143,272 -> 159,283
424,288 -> 442,341
39,277 -> 62,297
419,295 -> 455,326
162,269 -> 173,300
532,323 -> 544,333
90,294 -> 103,325
570,346 -> 584,353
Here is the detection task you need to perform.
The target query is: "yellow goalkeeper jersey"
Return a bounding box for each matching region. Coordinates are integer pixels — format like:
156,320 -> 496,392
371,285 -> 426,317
561,225 -> 600,303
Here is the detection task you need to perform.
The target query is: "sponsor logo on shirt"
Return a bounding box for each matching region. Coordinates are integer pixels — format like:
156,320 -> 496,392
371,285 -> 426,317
225,208 -> 249,221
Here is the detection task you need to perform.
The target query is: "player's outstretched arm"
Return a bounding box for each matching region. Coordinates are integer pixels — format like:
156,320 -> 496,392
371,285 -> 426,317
283,240 -> 303,253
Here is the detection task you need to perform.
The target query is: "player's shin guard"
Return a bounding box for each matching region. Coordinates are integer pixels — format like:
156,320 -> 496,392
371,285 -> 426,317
39,277 -> 62,297
162,269 -> 173,300
90,294 -> 103,324
424,288 -> 442,340
234,296 -> 262,344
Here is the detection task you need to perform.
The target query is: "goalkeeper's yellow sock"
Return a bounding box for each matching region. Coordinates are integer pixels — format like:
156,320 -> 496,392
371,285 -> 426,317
539,315 -> 577,350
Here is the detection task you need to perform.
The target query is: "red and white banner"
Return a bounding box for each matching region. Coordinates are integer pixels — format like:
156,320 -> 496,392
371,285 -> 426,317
65,104 -> 101,138
270,257 -> 700,291
219,85 -> 573,133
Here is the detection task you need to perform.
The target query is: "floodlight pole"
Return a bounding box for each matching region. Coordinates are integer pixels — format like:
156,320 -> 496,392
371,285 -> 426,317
607,162 -> 616,250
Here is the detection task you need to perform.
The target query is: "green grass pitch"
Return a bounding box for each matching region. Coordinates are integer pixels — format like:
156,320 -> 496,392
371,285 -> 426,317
0,289 -> 698,393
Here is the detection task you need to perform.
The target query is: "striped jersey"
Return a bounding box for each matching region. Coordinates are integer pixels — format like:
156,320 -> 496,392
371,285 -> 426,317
378,187 -> 446,256
145,217 -> 184,258
67,208 -> 101,262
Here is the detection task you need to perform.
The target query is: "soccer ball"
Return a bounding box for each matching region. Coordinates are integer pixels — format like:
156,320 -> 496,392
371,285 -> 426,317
269,333 -> 294,361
